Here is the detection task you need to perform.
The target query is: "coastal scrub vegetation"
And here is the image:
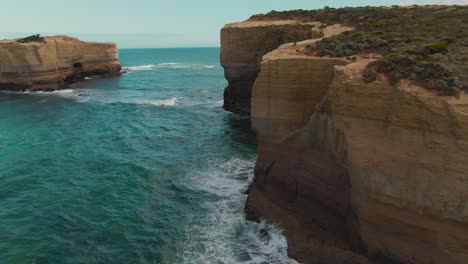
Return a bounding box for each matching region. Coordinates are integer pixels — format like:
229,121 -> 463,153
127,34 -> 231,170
17,34 -> 46,44
250,5 -> 468,96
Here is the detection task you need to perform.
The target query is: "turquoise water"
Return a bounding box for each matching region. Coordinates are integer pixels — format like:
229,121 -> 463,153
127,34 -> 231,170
0,48 -> 295,264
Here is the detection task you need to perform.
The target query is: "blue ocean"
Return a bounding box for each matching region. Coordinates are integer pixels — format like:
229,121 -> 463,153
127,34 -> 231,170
0,48 -> 295,264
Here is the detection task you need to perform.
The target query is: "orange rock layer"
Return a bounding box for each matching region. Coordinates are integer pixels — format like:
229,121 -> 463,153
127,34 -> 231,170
220,20 -> 323,115
222,19 -> 468,264
0,36 -> 122,91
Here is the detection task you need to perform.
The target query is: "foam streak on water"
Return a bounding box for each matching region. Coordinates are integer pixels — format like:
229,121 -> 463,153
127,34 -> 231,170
178,159 -> 297,264
0,48 -> 296,264
123,64 -> 156,71
123,62 -> 216,71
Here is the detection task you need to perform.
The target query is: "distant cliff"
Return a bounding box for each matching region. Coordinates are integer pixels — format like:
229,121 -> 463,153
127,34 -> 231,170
0,35 -> 122,91
220,20 -> 323,115
221,5 -> 468,264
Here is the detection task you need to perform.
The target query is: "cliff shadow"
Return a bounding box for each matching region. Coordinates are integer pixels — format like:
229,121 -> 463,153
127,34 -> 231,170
222,114 -> 257,153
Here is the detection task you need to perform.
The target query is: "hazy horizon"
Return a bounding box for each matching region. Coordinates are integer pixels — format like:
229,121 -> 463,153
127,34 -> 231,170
2,0 -> 467,48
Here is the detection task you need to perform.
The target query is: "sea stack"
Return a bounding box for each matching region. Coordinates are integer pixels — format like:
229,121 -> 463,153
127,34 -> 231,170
221,6 -> 468,264
0,35 -> 122,91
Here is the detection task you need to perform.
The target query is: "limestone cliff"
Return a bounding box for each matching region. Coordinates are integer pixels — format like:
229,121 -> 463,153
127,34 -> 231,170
223,20 -> 468,264
220,20 -> 323,115
0,36 -> 122,91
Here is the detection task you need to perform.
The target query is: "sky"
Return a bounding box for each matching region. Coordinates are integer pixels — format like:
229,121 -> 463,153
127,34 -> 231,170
1,0 -> 467,48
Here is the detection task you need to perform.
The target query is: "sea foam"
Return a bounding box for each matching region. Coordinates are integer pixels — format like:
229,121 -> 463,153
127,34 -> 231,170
122,64 -> 156,71
0,89 -> 84,101
122,63 -> 215,71
155,63 -> 191,69
136,97 -> 178,107
178,158 -> 298,264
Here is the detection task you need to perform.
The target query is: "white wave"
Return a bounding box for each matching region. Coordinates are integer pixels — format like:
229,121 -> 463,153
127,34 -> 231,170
178,158 -> 298,264
1,88 -> 78,98
123,63 -> 193,71
213,100 -> 224,107
38,89 -> 87,101
203,65 -> 216,69
136,97 -> 178,107
0,90 -> 27,95
122,64 -> 155,71
156,62 -> 178,66
50,89 -> 74,94
84,77 -> 93,80
155,62 -> 190,69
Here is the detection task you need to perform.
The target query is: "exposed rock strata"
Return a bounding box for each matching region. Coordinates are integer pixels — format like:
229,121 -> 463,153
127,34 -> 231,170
220,20 -> 323,115
221,20 -> 468,263
246,42 -> 468,263
0,36 -> 121,91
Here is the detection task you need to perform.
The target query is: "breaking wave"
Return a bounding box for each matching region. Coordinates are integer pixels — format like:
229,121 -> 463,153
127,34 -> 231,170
136,97 -> 178,107
122,63 -> 216,71
0,48 -> 300,264
177,158 -> 298,264
155,63 -> 190,69
0,89 -> 85,101
122,64 -> 156,71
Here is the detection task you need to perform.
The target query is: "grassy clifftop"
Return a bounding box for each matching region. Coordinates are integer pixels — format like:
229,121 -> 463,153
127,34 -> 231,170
250,5 -> 468,96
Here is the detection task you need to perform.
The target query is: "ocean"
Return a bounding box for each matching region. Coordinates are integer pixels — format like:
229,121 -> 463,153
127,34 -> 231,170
0,48 -> 296,264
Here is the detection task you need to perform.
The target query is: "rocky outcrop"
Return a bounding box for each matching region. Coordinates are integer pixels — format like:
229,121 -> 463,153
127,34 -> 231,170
247,45 -> 371,263
220,20 -> 323,115
245,37 -> 468,264
0,36 -> 122,91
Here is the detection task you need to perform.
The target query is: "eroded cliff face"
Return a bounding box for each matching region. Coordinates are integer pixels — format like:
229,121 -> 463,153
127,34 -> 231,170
246,40 -> 468,264
220,10 -> 468,263
0,36 -> 122,91
248,49 -> 372,263
330,61 -> 468,264
220,20 -> 323,115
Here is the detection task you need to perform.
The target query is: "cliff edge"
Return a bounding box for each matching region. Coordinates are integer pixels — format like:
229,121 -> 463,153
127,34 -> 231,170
0,35 -> 122,91
222,6 -> 468,264
220,20 -> 324,115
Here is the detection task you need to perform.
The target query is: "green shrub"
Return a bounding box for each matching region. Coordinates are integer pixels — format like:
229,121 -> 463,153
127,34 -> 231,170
17,34 -> 46,44
250,5 -> 468,96
365,51 -> 463,96
363,69 -> 377,83
424,41 -> 448,55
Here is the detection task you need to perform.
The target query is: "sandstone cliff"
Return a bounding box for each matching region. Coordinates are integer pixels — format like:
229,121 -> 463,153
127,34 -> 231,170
222,19 -> 468,264
220,20 -> 323,115
0,36 -> 122,91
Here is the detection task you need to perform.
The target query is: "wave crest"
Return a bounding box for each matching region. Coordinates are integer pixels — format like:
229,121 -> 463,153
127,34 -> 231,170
136,97 -> 178,107
0,89 -> 84,101
122,64 -> 155,71
155,63 -> 190,69
122,63 -> 216,71
178,158 -> 298,264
